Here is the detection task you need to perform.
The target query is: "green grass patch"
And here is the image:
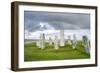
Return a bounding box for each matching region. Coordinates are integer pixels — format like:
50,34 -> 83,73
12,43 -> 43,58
24,41 -> 90,61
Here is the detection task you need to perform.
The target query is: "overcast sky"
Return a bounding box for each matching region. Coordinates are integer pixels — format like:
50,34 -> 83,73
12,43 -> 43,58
24,11 -> 90,32
24,11 -> 90,40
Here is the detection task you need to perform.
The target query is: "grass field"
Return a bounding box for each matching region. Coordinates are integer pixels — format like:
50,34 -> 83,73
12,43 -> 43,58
24,41 -> 90,61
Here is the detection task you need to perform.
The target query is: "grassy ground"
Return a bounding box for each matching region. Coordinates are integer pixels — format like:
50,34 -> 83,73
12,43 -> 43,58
24,41 -> 90,61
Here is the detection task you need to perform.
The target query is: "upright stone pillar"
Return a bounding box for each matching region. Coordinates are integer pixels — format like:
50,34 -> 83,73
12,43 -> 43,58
60,30 -> 65,46
39,33 -> 45,49
72,34 -> 77,49
36,40 -> 40,48
54,36 -> 59,50
67,36 -> 72,45
82,36 -> 90,53
49,37 -> 53,45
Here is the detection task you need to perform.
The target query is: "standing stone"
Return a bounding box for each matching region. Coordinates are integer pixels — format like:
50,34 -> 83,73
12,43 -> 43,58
36,41 -> 39,47
59,30 -> 65,46
72,34 -> 77,49
36,40 -> 41,48
39,33 -> 45,49
82,36 -> 90,53
54,36 -> 59,50
49,37 -> 53,45
67,36 -> 72,45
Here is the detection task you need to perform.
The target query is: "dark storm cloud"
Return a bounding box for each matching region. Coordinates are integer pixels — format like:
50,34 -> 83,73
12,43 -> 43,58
24,11 -> 90,32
